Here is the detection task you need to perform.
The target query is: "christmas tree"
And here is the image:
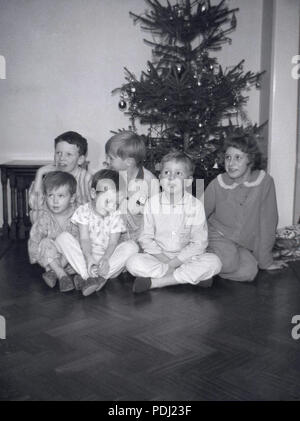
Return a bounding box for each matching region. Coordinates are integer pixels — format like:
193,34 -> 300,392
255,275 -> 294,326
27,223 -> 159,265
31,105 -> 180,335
113,0 -> 265,184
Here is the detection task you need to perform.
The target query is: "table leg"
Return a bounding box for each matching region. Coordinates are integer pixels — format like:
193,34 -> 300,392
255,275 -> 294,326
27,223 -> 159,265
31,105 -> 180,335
0,168 -> 9,238
17,176 -> 26,239
9,172 -> 17,240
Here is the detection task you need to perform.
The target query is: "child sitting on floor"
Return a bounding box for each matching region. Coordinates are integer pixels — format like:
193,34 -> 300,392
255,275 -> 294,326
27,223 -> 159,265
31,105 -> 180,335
126,151 -> 222,293
204,133 -> 287,282
28,171 -> 78,292
55,169 -> 139,296
29,131 -> 92,223
104,131 -> 159,241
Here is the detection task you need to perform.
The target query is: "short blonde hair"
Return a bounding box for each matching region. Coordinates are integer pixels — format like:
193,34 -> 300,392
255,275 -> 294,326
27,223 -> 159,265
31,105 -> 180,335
105,131 -> 146,166
160,151 -> 195,176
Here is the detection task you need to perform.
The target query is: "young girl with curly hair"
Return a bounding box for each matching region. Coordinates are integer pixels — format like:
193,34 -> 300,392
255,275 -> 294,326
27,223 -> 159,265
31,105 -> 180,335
204,134 -> 286,282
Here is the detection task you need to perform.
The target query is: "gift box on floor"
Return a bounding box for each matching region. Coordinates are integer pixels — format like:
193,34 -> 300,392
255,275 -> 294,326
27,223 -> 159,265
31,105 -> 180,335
273,224 -> 300,261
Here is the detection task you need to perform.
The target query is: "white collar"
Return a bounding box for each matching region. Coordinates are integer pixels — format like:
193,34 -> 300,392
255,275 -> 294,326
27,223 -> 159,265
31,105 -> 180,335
217,170 -> 266,190
160,191 -> 191,205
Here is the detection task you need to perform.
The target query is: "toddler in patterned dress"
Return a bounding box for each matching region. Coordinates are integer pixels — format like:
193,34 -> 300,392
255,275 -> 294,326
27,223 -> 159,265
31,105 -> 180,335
55,169 -> 139,296
28,171 -> 79,292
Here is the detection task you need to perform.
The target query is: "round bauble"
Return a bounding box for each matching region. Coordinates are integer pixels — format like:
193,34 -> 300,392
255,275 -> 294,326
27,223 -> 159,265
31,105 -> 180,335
118,100 -> 127,110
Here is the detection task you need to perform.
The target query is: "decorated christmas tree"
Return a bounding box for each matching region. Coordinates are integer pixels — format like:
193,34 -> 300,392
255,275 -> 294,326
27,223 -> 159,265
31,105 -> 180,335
113,0 -> 265,183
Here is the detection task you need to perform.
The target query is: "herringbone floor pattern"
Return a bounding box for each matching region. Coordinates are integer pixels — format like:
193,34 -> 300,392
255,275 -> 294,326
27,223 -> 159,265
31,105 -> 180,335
1,239 -> 300,401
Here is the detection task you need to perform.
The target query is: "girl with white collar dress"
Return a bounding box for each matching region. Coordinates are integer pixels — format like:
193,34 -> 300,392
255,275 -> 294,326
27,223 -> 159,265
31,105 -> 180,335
204,134 -> 286,282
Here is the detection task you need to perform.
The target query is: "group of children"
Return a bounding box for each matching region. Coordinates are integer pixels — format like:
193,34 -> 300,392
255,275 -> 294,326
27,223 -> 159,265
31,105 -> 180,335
28,130 -> 286,296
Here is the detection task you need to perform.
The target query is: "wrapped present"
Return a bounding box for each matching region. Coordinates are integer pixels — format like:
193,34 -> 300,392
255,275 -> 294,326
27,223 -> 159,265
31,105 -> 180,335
273,224 -> 300,261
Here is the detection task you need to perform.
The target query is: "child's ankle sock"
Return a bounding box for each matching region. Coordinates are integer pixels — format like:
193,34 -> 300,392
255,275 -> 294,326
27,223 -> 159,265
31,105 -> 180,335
42,270 -> 57,288
132,277 -> 152,293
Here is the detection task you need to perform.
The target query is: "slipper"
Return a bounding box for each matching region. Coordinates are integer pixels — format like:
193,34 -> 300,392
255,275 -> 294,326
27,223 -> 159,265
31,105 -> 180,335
42,270 -> 57,288
59,275 -> 75,292
95,276 -> 108,292
81,277 -> 99,297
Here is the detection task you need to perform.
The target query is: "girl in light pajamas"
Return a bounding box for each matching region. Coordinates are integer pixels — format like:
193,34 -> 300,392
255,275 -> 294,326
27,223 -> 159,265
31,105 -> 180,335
126,151 -> 222,293
55,169 -> 139,296
204,133 -> 287,282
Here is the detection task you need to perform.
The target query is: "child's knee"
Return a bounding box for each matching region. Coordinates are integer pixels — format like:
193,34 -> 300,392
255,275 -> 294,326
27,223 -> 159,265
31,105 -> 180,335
117,241 -> 139,264
218,246 -> 240,273
242,260 -> 258,281
222,249 -> 258,282
207,253 -> 222,274
55,232 -> 77,252
239,249 -> 258,281
126,253 -> 140,273
123,240 -> 139,256
56,231 -> 73,245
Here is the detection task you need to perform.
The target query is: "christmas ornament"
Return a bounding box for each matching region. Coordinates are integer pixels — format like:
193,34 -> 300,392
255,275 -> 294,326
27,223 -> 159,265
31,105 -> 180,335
118,100 -> 127,110
177,64 -> 184,76
177,8 -> 184,18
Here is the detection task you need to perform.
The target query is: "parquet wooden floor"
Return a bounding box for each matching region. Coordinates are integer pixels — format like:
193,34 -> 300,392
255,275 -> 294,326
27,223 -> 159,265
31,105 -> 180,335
1,239 -> 300,401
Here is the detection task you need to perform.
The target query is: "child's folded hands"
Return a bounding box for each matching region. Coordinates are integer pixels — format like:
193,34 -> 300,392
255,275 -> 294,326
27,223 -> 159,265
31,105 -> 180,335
87,255 -> 99,277
98,257 -> 110,278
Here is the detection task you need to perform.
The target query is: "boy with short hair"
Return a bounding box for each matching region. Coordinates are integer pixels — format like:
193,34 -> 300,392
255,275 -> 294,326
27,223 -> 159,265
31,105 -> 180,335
55,169 -> 139,296
29,131 -> 92,223
105,131 -> 159,241
126,151 -> 222,293
28,171 -> 78,292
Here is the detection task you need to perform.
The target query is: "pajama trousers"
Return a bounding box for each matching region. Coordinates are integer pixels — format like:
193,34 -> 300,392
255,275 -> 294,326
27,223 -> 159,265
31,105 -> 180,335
126,251 -> 222,285
55,232 -> 139,280
207,225 -> 258,282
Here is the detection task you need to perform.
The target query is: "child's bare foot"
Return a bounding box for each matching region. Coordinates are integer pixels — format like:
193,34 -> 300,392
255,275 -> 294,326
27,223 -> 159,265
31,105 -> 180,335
42,270 -> 57,288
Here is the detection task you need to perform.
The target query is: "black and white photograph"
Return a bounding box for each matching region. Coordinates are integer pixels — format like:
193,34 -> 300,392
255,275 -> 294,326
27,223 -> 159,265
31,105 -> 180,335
0,0 -> 300,405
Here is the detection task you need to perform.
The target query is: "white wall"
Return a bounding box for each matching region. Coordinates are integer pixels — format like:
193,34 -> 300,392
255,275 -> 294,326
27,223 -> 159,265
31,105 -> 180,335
0,0 -> 263,226
267,0 -> 300,227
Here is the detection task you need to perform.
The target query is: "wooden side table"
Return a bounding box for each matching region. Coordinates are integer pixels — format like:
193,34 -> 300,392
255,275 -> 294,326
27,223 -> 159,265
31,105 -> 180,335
0,160 -> 52,239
